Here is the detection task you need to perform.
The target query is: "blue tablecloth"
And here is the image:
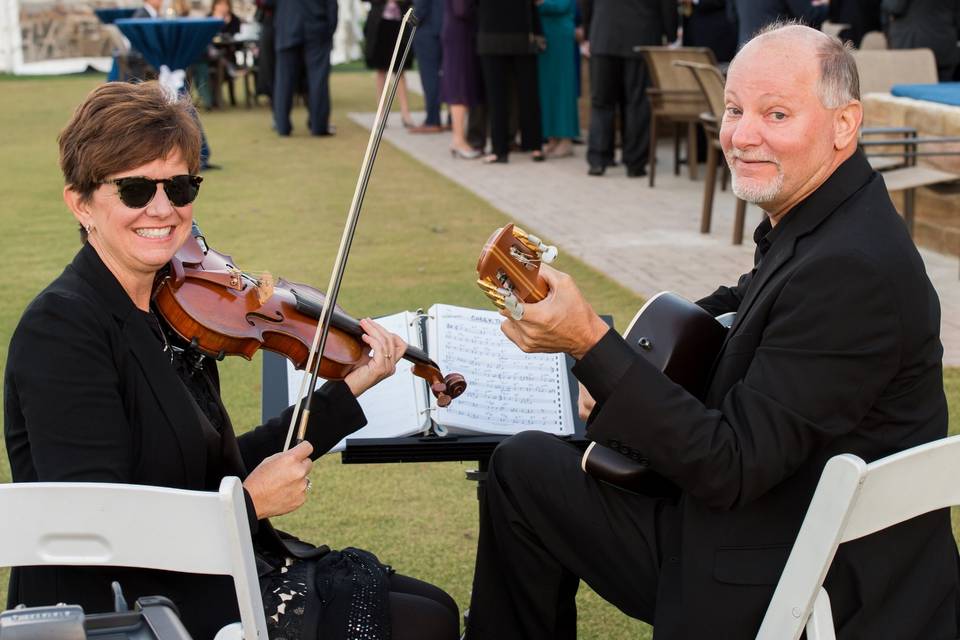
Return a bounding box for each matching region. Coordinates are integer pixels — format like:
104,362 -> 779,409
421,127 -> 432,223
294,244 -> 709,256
891,83 -> 960,108
115,17 -> 224,72
94,8 -> 137,24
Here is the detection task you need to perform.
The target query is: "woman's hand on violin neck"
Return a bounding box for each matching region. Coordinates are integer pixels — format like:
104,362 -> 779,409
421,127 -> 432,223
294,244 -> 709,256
345,318 -> 408,397
243,440 -> 315,520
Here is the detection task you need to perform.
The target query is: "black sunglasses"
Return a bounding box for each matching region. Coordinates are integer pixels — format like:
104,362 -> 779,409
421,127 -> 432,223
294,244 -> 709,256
101,175 -> 203,208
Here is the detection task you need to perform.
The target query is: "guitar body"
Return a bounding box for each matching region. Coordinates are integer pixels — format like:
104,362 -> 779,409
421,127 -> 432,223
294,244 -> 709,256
581,292 -> 731,496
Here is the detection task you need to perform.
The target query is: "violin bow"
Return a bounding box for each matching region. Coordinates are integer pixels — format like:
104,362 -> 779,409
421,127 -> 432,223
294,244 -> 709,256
284,8 -> 420,451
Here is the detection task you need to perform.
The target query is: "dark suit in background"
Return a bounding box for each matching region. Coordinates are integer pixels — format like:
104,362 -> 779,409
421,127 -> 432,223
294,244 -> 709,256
682,0 -> 738,63
830,0 -> 882,47
465,150 -> 960,638
884,0 -> 960,81
272,0 -> 338,135
414,0 -> 444,126
729,0 -> 828,45
582,0 -> 677,175
476,0 -> 542,159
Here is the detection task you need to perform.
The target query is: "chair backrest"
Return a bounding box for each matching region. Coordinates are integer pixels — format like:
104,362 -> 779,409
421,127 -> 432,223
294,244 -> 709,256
641,47 -> 716,115
756,434 -> 960,640
675,61 -> 725,120
0,476 -> 268,640
852,49 -> 938,94
859,31 -> 887,50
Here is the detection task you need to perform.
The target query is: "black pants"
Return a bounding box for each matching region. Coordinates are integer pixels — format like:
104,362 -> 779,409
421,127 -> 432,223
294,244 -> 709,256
587,55 -> 650,172
465,431 -> 674,639
273,36 -> 333,136
256,12 -> 275,98
414,31 -> 443,126
390,573 -> 460,640
480,54 -> 542,158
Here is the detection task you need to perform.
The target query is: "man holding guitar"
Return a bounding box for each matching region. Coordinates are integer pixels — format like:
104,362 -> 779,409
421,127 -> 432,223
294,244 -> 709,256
465,23 -> 959,640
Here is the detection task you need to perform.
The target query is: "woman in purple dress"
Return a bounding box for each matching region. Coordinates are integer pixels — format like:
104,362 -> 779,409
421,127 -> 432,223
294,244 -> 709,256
440,0 -> 483,158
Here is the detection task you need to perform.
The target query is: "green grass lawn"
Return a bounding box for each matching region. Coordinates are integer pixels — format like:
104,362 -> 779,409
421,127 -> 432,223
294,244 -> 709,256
0,71 -> 958,639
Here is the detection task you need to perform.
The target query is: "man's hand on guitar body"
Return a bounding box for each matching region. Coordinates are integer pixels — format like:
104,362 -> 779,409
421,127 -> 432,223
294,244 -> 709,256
499,265 -> 610,360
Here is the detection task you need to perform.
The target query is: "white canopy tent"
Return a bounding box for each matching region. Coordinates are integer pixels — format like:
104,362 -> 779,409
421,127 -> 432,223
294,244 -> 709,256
0,0 -> 23,72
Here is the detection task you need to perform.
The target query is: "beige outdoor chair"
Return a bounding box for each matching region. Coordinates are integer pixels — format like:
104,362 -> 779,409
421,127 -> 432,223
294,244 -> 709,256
674,60 -> 750,245
640,47 -> 715,187
852,48 -> 938,94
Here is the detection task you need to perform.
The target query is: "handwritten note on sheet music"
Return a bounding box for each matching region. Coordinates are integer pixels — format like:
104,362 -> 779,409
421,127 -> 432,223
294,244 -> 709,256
431,304 -> 573,435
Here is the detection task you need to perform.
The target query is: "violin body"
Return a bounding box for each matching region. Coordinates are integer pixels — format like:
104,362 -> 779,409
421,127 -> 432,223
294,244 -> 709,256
155,232 -> 466,405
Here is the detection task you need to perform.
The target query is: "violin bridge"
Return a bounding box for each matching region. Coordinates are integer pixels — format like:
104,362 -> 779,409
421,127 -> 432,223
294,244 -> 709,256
256,272 -> 275,306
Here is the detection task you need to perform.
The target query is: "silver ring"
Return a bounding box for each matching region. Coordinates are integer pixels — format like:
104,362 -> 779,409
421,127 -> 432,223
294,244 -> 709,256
305,478 -> 313,491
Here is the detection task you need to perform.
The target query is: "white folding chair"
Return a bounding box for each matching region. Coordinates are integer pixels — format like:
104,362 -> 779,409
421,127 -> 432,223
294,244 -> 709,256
0,476 -> 268,640
756,434 -> 960,640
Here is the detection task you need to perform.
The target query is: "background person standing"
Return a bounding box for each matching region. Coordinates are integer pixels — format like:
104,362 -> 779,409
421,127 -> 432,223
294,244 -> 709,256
582,0 -> 678,177
272,0 -> 338,135
411,0 -> 445,132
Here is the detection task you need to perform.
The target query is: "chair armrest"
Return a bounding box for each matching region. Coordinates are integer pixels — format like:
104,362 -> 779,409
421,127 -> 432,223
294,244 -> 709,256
859,136 -> 960,146
860,126 -> 917,137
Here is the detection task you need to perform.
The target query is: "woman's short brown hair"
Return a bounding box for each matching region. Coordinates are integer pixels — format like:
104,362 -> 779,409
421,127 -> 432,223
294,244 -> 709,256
59,81 -> 202,204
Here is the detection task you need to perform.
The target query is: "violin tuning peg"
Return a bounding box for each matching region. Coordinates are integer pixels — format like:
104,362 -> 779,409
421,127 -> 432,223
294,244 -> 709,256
436,394 -> 452,408
431,382 -> 447,395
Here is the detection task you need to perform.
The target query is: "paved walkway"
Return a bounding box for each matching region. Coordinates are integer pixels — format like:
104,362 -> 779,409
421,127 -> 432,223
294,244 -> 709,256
350,111 -> 960,366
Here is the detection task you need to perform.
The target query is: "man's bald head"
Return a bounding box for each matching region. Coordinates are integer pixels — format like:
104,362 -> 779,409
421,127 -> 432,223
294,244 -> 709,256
732,23 -> 860,109
719,22 -> 863,221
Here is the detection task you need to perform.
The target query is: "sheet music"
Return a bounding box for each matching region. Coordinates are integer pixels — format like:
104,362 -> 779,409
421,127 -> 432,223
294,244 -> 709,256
428,304 -> 573,436
285,311 -> 429,452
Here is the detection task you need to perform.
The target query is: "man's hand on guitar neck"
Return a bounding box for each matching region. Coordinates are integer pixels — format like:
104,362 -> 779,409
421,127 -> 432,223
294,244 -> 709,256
500,265 -> 610,360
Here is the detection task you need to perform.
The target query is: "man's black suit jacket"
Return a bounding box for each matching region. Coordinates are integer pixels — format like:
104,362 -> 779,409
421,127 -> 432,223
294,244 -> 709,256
574,150 -> 960,638
728,0 -> 827,45
273,0 -> 338,50
581,0 -> 678,58
4,243 -> 367,639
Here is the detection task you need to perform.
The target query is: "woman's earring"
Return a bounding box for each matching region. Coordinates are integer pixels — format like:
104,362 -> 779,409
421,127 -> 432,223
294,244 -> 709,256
85,223 -> 93,233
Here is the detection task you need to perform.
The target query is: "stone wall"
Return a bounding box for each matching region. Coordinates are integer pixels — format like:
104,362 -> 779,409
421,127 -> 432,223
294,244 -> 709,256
863,92 -> 960,258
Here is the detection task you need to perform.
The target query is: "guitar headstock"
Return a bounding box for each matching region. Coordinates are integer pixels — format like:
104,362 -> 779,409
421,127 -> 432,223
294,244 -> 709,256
476,224 -> 558,316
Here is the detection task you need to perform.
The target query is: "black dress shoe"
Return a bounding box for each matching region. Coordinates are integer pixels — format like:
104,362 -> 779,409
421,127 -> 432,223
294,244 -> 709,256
626,166 -> 647,178
588,165 -> 606,176
311,124 -> 336,137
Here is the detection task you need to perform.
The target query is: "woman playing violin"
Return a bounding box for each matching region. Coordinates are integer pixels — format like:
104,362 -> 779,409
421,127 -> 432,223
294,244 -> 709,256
4,80 -> 459,640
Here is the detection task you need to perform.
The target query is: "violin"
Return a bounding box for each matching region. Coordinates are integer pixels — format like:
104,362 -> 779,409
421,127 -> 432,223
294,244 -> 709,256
153,228 -> 467,407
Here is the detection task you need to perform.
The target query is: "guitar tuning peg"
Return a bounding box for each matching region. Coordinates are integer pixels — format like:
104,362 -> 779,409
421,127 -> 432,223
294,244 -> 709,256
526,234 -> 558,264
503,291 -> 525,321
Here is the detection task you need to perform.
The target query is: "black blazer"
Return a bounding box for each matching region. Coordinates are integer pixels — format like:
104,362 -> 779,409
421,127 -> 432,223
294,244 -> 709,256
476,0 -> 538,55
4,243 -> 367,639
582,0 -> 678,58
884,0 -> 960,79
728,0 -> 827,45
273,0 -> 339,49
575,150 -> 960,638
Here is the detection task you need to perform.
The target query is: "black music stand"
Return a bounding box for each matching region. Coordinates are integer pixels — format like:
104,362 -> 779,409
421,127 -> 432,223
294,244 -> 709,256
261,351 -> 591,487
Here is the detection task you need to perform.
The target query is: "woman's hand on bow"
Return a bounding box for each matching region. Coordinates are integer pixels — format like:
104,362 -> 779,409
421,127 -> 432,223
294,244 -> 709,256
344,317 -> 407,397
244,440 -> 314,519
